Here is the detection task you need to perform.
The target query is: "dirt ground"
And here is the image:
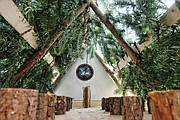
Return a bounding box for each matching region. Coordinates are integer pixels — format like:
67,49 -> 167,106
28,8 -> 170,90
55,108 -> 152,120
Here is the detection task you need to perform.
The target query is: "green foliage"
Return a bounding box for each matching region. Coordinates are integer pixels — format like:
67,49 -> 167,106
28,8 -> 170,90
111,0 -> 180,98
88,12 -> 125,68
0,0 -> 82,93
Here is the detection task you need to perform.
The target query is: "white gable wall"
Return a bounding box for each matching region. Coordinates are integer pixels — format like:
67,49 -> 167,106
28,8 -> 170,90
54,52 -> 118,100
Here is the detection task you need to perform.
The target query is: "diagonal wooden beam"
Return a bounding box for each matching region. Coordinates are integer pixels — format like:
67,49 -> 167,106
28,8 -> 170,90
9,2 -> 91,87
114,2 -> 180,73
95,52 -> 120,88
85,0 -> 144,73
0,0 -> 54,66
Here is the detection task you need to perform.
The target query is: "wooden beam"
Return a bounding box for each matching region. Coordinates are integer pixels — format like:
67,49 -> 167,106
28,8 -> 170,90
0,0 -> 54,65
95,52 -> 120,88
9,2 -> 90,87
85,0 -> 144,73
114,2 -> 180,73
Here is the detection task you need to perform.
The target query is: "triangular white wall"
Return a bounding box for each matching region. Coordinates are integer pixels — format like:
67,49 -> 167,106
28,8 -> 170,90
54,52 -> 118,100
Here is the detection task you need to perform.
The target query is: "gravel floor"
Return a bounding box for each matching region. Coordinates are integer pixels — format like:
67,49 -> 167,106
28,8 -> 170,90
55,108 -> 152,120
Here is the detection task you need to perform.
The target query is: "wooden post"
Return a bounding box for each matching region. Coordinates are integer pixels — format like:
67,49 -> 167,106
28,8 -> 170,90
101,97 -> 106,110
105,98 -> 110,112
36,94 -> 56,120
122,96 -> 143,120
0,88 -> 38,120
83,86 -> 91,108
148,90 -> 180,120
55,96 -> 66,115
109,97 -> 123,115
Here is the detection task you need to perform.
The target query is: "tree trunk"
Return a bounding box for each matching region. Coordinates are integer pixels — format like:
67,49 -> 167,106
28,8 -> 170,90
105,98 -> 110,112
36,94 -> 56,120
101,97 -> 106,110
148,90 -> 180,120
9,2 -> 91,87
109,97 -> 123,115
122,96 -> 143,120
85,0 -> 143,72
83,86 -> 91,108
0,88 -> 38,120
55,96 -> 67,115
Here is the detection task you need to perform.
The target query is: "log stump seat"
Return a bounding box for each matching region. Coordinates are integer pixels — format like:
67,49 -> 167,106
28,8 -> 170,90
0,88 -> 38,120
109,97 -> 123,115
36,94 -> 56,120
148,90 -> 180,120
55,96 -> 73,115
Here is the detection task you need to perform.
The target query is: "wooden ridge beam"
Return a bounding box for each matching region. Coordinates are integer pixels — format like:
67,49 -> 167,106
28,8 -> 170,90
9,2 -> 90,87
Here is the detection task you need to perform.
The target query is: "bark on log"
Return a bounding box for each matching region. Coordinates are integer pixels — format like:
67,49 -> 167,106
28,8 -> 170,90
0,88 -> 38,120
9,2 -> 91,87
147,97 -> 151,114
36,94 -> 56,120
70,98 -> 73,109
122,96 -> 143,120
148,90 -> 180,120
105,98 -> 110,112
109,97 -> 123,115
55,96 -> 66,115
66,97 -> 71,111
85,0 -> 143,72
101,97 -> 106,110
83,86 -> 91,108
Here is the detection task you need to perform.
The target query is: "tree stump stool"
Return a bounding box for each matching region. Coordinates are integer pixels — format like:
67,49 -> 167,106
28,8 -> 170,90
101,97 -> 106,110
55,96 -> 66,115
66,97 -> 71,111
0,88 -> 38,120
105,98 -> 110,112
147,97 -> 151,114
122,96 -> 143,120
70,97 -> 73,109
36,94 -> 56,120
148,90 -> 180,120
109,97 -> 123,115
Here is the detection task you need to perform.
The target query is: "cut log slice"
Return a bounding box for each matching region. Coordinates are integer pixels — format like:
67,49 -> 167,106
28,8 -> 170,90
122,96 -> 143,120
109,97 -> 123,115
36,93 -> 56,120
105,98 -> 110,112
55,96 -> 67,115
148,90 -> 180,120
0,88 -> 38,120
